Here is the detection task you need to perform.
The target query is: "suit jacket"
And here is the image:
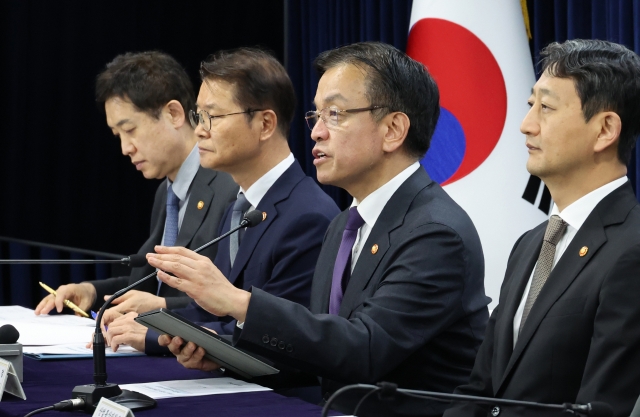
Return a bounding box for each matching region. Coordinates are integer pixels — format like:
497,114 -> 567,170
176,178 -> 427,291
144,161 -> 339,352
233,168 -> 490,417
91,167 -> 238,311
444,183 -> 640,417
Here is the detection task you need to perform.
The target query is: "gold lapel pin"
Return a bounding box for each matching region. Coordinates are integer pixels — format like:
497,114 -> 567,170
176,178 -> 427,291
579,246 -> 588,257
371,244 -> 379,254
197,201 -> 205,210
262,212 -> 268,221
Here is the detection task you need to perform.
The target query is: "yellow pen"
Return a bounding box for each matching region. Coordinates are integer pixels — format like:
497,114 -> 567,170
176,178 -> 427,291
38,281 -> 90,318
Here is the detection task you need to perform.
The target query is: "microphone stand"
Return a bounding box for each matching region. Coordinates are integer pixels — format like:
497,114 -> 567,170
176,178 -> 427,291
71,211 -> 264,412
321,382 -> 613,417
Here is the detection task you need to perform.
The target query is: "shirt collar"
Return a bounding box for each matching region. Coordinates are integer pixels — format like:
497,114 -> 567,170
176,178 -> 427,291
351,162 -> 421,227
241,153 -> 295,208
167,145 -> 200,201
550,176 -> 628,230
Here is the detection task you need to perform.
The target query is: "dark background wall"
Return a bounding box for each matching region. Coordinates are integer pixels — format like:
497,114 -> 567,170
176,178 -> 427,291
0,0 -> 284,256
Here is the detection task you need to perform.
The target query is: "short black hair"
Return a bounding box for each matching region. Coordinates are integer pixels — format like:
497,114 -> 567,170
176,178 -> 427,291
540,39 -> 640,164
95,51 -> 196,119
314,42 -> 440,159
200,47 -> 296,138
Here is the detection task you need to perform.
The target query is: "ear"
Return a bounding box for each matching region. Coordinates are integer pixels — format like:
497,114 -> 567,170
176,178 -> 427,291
257,109 -> 279,141
381,112 -> 410,153
593,111 -> 622,154
164,100 -> 187,128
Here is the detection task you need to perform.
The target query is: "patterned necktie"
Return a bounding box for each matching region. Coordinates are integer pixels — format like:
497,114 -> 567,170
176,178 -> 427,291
519,214 -> 567,332
329,207 -> 366,315
158,184 -> 180,295
230,192 -> 252,267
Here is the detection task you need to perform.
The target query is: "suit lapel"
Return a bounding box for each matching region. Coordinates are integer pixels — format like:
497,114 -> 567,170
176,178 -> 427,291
227,162 -> 306,285
312,212 -> 348,314
339,168 -> 431,317
175,167 -> 217,248
495,182 -> 636,394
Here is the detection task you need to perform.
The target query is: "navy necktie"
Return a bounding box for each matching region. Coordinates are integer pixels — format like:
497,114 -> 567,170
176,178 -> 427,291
230,193 -> 252,267
329,207 -> 365,315
158,184 -> 180,295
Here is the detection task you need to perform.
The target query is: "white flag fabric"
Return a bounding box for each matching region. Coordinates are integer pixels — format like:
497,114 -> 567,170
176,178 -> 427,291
407,0 -> 548,307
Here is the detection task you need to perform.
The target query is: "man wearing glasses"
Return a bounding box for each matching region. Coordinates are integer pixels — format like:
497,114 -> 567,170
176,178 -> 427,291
151,42 -> 489,416
35,51 -> 238,319
103,47 -> 339,357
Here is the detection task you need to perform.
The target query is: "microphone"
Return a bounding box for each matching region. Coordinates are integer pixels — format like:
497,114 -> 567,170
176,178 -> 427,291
71,210 -> 266,412
322,382 -> 613,417
0,324 -> 20,344
0,254 -> 147,267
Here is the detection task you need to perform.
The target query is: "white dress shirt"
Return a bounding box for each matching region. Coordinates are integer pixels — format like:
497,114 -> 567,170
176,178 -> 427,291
241,153 -> 295,209
350,162 -> 421,271
512,176 -> 628,347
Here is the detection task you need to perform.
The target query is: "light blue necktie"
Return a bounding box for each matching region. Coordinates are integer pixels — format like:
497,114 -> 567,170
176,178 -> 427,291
230,193 -> 252,267
158,184 -> 180,295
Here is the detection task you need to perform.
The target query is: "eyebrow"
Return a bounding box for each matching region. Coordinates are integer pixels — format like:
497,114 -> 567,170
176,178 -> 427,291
313,92 -> 348,108
197,102 -> 216,111
532,87 -> 559,99
115,119 -> 132,127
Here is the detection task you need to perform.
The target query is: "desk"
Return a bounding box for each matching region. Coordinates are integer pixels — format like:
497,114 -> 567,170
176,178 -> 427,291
0,355 -> 329,416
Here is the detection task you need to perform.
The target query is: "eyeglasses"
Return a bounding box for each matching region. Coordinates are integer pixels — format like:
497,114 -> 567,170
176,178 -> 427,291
189,109 -> 264,131
304,105 -> 386,130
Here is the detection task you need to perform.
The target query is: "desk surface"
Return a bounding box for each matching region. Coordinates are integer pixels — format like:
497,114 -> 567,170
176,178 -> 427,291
0,355 -> 328,416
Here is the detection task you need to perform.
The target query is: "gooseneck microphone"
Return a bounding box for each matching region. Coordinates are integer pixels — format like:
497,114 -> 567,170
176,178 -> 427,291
0,254 -> 147,267
71,209 -> 265,412
321,382 -> 614,417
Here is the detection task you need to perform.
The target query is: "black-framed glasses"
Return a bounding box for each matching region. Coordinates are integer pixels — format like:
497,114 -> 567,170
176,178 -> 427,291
189,109 -> 264,131
304,105 -> 386,130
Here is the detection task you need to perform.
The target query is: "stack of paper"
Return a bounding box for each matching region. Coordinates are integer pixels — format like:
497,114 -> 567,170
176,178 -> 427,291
0,306 -> 143,359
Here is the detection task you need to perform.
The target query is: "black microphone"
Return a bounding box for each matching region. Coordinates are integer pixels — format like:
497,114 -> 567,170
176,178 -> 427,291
0,254 -> 147,267
71,209 -> 266,412
322,382 -> 613,417
0,324 -> 20,344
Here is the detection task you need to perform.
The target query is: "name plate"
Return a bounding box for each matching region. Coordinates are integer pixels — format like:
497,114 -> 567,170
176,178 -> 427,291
0,357 -> 25,400
92,397 -> 135,417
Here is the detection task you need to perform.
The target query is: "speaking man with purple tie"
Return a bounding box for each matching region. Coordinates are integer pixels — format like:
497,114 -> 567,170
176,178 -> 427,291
149,42 -> 490,417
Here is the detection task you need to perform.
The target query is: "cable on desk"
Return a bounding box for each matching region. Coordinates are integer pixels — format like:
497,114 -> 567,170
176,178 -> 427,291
24,398 -> 85,417
24,406 -> 54,417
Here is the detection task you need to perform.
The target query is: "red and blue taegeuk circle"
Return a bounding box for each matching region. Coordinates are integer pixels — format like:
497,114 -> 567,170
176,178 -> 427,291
407,18 -> 507,185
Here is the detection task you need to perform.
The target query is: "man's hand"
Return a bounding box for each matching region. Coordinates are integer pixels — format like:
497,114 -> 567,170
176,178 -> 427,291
105,290 -> 166,315
147,246 -> 251,322
158,333 -> 220,371
34,283 -> 96,316
104,312 -> 147,352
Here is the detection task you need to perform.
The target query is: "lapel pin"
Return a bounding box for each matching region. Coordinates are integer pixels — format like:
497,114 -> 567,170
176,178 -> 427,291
262,212 -> 268,221
579,246 -> 588,257
197,201 -> 205,210
371,244 -> 379,254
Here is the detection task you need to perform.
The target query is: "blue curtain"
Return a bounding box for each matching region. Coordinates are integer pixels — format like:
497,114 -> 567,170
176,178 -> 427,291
285,0 -> 413,209
287,0 -> 640,205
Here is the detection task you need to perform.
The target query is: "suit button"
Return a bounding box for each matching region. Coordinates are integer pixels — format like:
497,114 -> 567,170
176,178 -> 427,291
262,335 -> 269,344
278,341 -> 285,350
286,344 -> 293,353
270,337 -> 278,346
491,406 -> 501,416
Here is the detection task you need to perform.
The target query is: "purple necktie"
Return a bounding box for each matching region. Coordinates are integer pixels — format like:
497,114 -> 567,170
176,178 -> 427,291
329,207 -> 365,315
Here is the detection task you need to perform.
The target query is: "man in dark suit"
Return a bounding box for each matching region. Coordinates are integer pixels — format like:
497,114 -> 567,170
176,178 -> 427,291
150,42 -> 489,417
104,48 -> 339,354
34,51 -> 238,317
444,40 -> 640,417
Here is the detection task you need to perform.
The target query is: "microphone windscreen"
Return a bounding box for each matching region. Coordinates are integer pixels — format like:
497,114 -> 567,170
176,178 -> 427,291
244,210 -> 265,228
588,402 -> 613,417
0,324 -> 19,344
127,254 -> 147,268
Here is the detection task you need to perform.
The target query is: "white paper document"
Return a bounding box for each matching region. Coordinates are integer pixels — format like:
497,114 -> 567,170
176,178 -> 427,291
24,343 -> 143,357
119,377 -> 270,399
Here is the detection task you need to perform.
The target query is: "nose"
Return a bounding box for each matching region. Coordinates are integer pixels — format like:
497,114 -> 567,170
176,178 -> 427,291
194,121 -> 209,140
120,136 -> 135,156
310,118 -> 329,143
520,104 -> 539,136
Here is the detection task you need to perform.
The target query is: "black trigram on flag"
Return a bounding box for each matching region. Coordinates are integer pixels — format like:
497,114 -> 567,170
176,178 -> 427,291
522,175 -> 552,215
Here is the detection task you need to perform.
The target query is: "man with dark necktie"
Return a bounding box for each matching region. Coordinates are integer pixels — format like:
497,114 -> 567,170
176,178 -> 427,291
149,42 -> 489,417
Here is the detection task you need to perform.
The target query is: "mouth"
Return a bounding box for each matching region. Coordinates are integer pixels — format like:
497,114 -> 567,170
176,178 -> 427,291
132,160 -> 145,170
312,149 -> 329,166
526,143 -> 540,151
198,147 -> 214,154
